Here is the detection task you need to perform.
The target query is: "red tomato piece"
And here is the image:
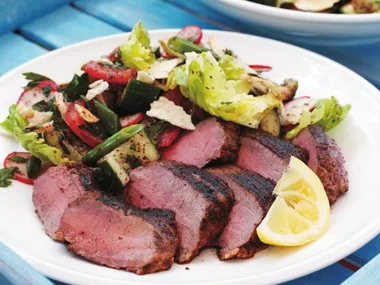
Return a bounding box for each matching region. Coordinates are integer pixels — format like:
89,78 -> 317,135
163,88 -> 184,106
157,126 -> 181,148
3,152 -> 34,185
177,26 -> 203,44
82,61 -> 137,85
120,113 -> 145,128
64,102 -> 103,148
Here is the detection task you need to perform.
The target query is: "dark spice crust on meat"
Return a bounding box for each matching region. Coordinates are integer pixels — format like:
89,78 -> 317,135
309,125 -> 349,204
209,165 -> 274,260
160,161 -> 235,261
161,161 -> 234,207
230,170 -> 275,212
211,119 -> 240,165
62,191 -> 179,275
242,128 -> 309,163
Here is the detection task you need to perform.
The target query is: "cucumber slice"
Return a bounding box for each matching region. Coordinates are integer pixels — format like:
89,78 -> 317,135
97,130 -> 159,187
44,131 -> 84,161
260,110 -> 280,137
98,155 -> 131,188
117,79 -> 160,114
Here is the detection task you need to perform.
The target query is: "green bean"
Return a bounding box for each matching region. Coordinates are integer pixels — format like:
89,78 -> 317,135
82,124 -> 144,165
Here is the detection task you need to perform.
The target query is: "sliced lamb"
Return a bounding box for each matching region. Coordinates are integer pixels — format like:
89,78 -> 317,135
208,165 -> 274,260
58,191 -> 178,275
160,117 -> 239,168
236,129 -> 309,182
293,124 -> 349,204
124,161 -> 234,263
32,163 -> 96,240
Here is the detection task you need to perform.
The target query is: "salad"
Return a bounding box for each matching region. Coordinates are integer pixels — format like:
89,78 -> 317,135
249,0 -> 380,13
0,21 -> 350,188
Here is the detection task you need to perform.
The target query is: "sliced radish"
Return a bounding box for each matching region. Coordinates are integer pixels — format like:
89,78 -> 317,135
248,64 -> 273,72
177,26 -> 203,44
3,152 -> 33,185
120,113 -> 145,128
157,126 -> 181,148
17,80 -> 57,108
279,96 -> 316,126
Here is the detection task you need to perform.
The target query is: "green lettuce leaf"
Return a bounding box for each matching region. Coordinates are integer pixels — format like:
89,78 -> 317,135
285,96 -> 351,140
120,21 -> 155,70
173,65 -> 188,87
0,105 -> 69,165
186,52 -> 280,128
218,55 -> 244,80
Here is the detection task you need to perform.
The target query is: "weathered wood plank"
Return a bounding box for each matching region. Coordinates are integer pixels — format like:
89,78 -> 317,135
341,253 -> 380,285
19,5 -> 123,49
73,0 -> 223,31
0,33 -> 47,75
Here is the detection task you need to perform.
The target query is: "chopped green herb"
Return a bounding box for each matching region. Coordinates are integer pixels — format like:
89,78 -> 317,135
64,73 -> 90,102
144,120 -> 169,145
9,156 -> 28,163
130,143 -> 136,151
42,85 -> 52,95
0,167 -> 17,188
22,72 -> 52,90
32,100 -> 55,112
51,109 -> 67,130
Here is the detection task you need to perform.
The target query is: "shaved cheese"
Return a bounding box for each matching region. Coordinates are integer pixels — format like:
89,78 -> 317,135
27,111 -> 53,127
86,80 -> 109,101
147,58 -> 184,79
207,36 -> 226,58
55,92 -> 68,116
74,104 -> 99,123
137,71 -> 155,84
147,97 -> 195,130
97,57 -> 114,65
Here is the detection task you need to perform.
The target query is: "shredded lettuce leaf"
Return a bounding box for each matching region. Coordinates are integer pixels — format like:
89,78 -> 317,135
218,55 -> 244,80
285,96 -> 351,140
186,52 -> 280,128
0,105 -> 69,165
120,21 -> 155,70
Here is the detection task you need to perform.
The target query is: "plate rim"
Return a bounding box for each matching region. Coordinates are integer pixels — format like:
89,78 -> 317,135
0,29 -> 379,285
218,0 -> 380,23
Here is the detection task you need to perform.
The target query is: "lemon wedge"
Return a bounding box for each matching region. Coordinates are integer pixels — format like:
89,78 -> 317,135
257,156 -> 330,246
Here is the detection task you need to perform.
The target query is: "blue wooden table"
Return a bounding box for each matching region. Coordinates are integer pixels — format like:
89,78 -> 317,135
0,1 -> 379,284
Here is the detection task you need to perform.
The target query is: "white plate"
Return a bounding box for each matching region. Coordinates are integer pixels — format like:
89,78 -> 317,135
202,0 -> 380,46
0,30 -> 379,285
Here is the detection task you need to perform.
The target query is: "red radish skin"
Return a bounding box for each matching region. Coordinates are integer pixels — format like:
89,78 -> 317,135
17,80 -> 57,107
177,26 -> 203,44
82,61 -> 137,85
281,96 -> 315,126
3,152 -> 34,185
120,113 -> 145,128
248,65 -> 273,72
108,47 -> 119,62
157,126 -> 181,149
64,102 -> 103,148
